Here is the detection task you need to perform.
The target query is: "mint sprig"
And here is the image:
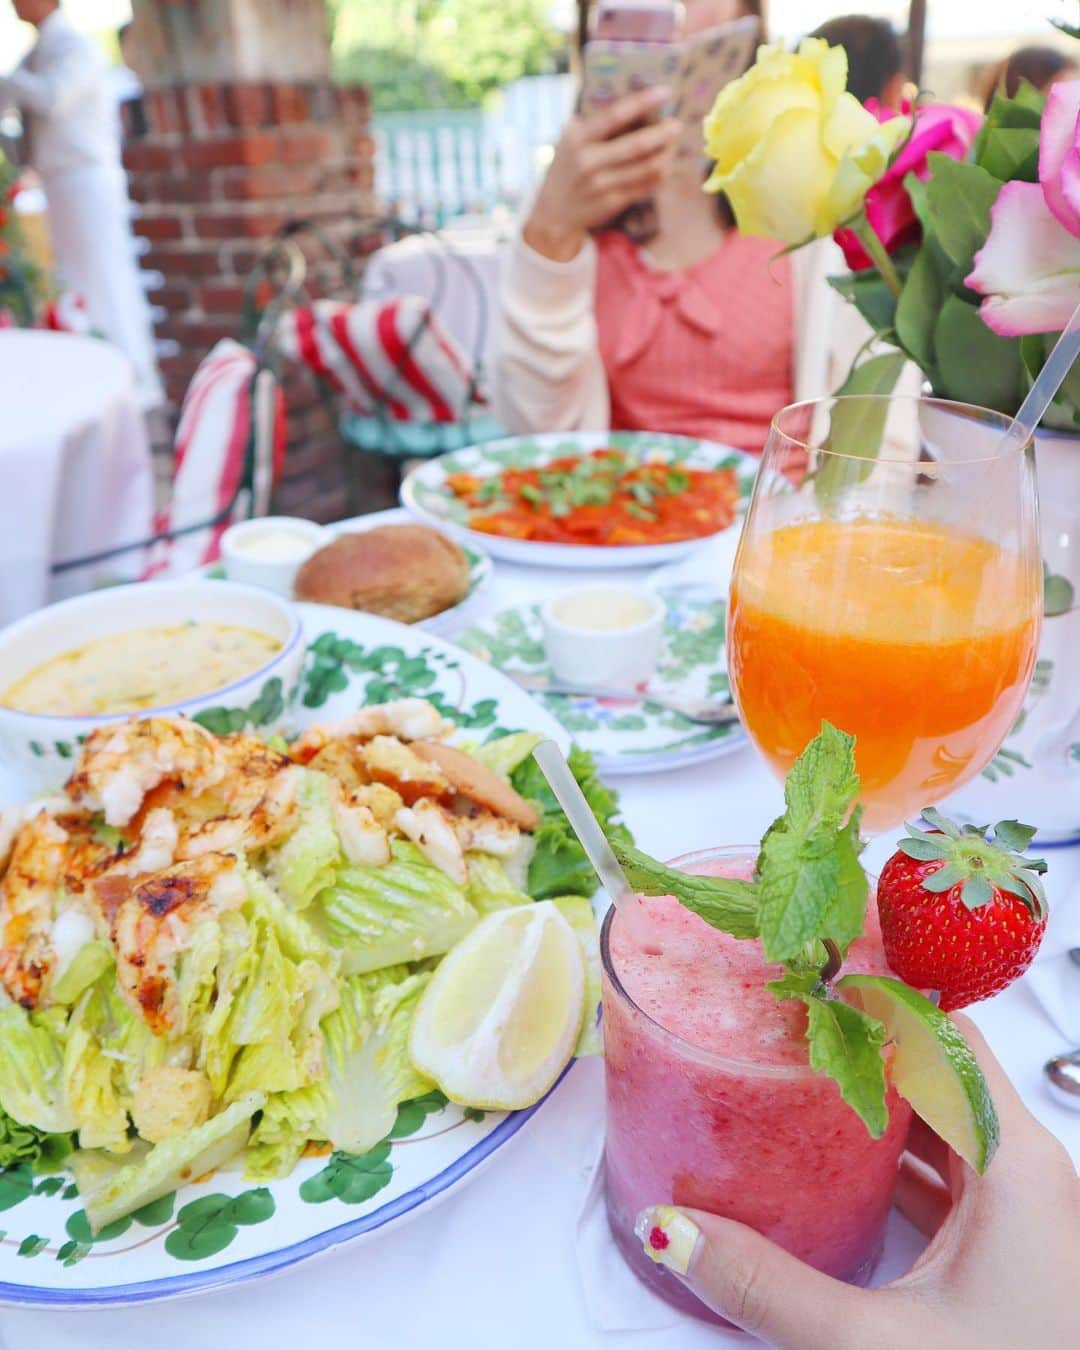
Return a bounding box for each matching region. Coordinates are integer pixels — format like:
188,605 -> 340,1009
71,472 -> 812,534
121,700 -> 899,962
612,842 -> 760,939
610,721 -> 892,1136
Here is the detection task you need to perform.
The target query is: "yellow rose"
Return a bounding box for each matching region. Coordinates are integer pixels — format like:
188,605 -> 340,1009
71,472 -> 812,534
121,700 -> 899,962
704,38 -> 910,244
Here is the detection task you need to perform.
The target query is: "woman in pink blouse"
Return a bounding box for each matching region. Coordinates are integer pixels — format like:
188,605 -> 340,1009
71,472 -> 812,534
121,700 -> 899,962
494,1 -> 870,455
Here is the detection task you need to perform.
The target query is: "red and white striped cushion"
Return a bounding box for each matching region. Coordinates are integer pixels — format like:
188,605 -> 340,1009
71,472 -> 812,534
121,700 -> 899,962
277,296 -> 485,424
144,339 -> 285,577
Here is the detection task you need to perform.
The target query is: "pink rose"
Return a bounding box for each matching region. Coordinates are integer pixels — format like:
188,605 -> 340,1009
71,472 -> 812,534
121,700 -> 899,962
967,82 -> 1080,336
834,101 -> 982,271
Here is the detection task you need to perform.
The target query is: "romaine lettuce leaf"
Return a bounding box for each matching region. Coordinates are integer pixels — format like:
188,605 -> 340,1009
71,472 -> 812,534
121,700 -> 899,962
465,854 -> 532,916
63,1019 -> 130,1153
64,977 -> 167,1151
76,1092 -> 264,1233
0,1107 -> 73,1172
189,900 -> 338,1104
551,896 -> 602,1056
329,969 -> 432,1154
469,732 -> 544,780
246,968 -> 433,1179
49,940 -> 112,1006
244,866 -> 336,968
511,747 -> 631,900
174,920 -> 221,1038
265,770 -> 341,910
0,1004 -> 76,1135
318,841 -> 478,975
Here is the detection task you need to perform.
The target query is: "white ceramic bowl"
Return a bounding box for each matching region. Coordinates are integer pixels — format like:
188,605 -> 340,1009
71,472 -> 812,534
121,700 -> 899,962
0,581 -> 305,796
221,516 -> 330,597
540,587 -> 665,688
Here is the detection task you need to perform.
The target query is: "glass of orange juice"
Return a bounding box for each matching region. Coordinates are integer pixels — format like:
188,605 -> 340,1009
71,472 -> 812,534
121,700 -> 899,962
728,396 -> 1042,831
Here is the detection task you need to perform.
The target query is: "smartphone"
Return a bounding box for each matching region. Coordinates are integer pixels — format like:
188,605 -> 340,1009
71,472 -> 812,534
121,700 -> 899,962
593,1 -> 681,44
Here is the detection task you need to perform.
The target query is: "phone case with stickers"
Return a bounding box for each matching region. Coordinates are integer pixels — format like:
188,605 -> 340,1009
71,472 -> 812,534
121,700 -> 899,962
581,15 -> 760,159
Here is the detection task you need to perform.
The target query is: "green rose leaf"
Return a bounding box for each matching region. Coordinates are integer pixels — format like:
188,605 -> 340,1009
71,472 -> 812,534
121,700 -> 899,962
814,352 -> 908,506
924,154 -> 1002,274
895,240 -> 941,375
804,994 -> 888,1138
933,296 -> 1025,414
299,1143 -> 394,1206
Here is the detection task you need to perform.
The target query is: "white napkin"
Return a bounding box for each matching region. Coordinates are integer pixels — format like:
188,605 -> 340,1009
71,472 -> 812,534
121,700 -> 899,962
575,1139 -> 928,1336
1024,854 -> 1080,1042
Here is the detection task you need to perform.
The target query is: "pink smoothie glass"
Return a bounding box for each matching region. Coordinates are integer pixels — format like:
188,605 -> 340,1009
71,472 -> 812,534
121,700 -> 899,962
601,846 -> 912,1323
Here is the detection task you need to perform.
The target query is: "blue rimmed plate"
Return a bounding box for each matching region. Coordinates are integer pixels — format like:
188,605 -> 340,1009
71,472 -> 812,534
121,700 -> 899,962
0,605 -> 573,1307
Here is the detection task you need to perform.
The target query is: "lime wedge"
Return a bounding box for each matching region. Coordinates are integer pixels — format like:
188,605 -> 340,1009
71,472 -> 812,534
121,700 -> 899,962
408,902 -> 586,1111
838,974 -> 999,1173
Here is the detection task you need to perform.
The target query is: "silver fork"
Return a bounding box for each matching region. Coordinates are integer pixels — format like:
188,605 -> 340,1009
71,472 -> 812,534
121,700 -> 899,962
507,672 -> 741,726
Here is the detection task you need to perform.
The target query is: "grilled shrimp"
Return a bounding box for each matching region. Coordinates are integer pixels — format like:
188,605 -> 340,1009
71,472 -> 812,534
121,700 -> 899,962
114,807 -> 179,875
0,811 -> 71,1007
0,806 -> 27,878
411,741 -> 540,830
111,853 -> 247,1033
68,718 -> 226,827
448,811 -> 522,858
360,736 -> 453,806
394,799 -> 467,886
290,699 -> 452,763
331,788 -> 391,868
178,765 -> 301,860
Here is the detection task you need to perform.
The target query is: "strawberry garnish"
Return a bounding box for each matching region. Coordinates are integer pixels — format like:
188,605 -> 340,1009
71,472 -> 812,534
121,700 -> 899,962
877,809 -> 1048,1011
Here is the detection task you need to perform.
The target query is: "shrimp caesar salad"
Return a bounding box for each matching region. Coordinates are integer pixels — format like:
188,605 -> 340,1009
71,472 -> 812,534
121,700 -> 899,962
0,700 -> 623,1233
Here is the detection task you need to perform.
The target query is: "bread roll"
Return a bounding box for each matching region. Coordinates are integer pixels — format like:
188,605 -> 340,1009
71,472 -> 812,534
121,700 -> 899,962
295,525 -> 471,624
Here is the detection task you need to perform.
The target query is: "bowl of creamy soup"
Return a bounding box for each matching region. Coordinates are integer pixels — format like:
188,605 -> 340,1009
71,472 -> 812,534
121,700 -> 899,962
0,581 -> 304,795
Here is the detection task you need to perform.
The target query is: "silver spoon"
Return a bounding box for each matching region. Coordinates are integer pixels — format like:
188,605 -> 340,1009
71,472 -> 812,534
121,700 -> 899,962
1045,1048 -> 1080,1110
508,672 -> 741,727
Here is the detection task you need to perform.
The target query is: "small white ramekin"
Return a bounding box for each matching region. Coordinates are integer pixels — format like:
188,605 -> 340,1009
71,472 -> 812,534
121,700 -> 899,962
540,587 -> 665,688
221,516 -> 330,597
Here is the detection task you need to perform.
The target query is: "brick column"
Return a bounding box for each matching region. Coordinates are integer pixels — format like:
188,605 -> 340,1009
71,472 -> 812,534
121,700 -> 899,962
125,1 -> 376,521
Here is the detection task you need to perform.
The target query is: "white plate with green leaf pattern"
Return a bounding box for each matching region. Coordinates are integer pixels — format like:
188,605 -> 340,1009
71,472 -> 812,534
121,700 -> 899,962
0,605 -> 579,1307
456,590 -> 747,775
400,432 -> 759,569
203,510 -> 493,639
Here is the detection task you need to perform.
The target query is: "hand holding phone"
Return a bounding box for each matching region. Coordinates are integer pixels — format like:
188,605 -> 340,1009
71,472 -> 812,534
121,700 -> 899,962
523,86 -> 680,261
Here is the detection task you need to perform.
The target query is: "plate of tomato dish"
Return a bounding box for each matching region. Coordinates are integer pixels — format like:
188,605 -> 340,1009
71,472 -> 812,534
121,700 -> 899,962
400,432 -> 759,569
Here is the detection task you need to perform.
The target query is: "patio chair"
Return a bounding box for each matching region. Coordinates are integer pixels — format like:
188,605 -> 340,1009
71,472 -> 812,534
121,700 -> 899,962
48,328 -> 286,585
245,218 -> 504,476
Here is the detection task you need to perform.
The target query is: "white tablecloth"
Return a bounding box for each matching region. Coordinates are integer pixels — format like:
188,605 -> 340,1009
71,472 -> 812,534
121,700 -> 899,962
2,529 -> 1077,1350
0,331 -> 153,626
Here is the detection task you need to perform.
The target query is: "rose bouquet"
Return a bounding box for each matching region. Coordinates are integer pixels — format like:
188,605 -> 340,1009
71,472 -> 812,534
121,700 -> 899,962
702,38 -> 1080,842
703,38 -> 1080,430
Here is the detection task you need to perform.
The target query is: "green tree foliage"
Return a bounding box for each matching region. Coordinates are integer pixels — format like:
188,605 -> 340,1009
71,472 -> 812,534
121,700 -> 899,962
332,0 -> 564,110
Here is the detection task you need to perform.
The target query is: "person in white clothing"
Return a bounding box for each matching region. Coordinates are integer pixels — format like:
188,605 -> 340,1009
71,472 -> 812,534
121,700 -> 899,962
0,0 -> 162,406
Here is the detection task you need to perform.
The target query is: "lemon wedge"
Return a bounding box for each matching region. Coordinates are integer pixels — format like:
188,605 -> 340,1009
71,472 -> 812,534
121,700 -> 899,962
408,902 -> 586,1111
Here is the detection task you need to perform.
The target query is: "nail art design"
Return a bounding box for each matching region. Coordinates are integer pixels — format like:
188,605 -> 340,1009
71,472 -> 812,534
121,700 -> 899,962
634,1204 -> 701,1276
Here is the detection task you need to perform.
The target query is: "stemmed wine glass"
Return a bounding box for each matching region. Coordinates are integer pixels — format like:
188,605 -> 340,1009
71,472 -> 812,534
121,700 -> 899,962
727,395 -> 1042,832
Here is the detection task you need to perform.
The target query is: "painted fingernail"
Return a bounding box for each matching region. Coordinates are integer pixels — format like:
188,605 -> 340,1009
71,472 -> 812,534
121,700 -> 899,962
634,1205 -> 701,1277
